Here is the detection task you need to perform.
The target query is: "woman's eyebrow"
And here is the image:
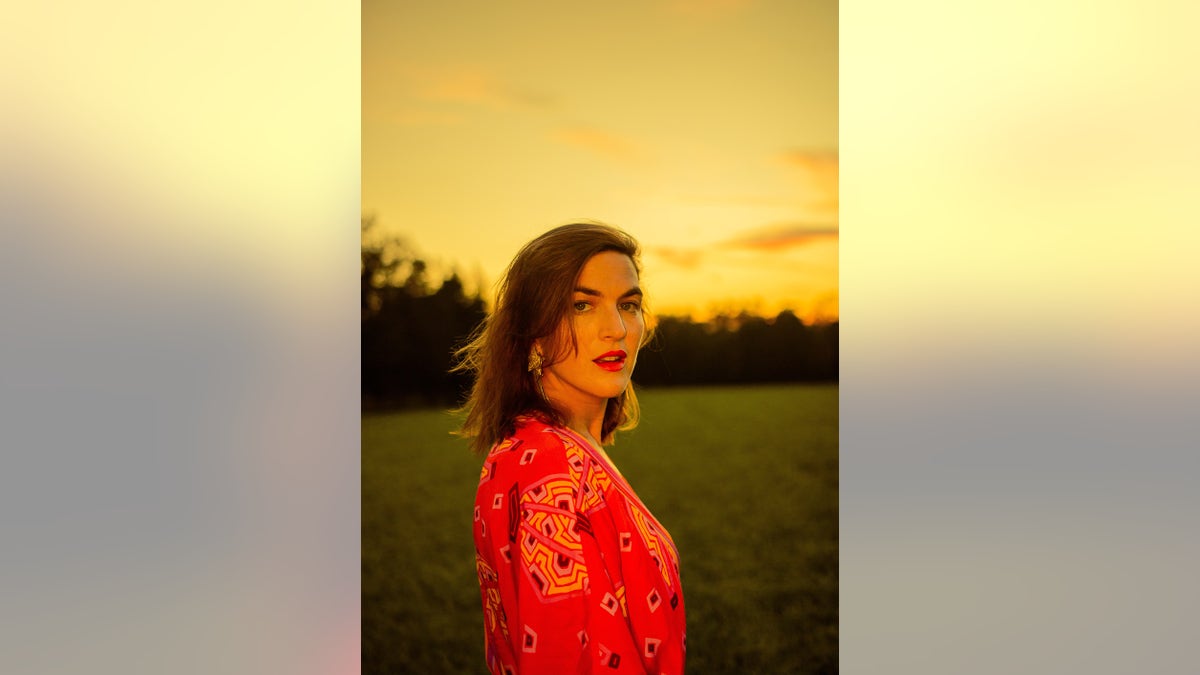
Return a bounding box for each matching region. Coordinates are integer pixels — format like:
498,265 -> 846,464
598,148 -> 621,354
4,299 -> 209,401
574,286 -> 643,298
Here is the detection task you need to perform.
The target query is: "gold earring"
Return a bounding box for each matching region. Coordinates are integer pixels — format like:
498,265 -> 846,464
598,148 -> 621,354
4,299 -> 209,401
527,348 -> 543,379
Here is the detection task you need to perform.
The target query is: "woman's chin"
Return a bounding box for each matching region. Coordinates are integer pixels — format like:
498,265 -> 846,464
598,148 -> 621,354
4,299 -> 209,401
599,379 -> 631,399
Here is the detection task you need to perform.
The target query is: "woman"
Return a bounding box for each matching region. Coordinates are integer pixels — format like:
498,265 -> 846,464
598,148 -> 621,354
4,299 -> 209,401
455,222 -> 685,675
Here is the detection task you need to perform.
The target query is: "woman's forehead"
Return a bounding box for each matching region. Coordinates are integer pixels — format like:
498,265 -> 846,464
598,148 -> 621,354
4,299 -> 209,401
577,251 -> 639,287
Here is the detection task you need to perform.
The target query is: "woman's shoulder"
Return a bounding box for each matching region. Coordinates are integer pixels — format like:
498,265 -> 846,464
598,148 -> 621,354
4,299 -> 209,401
483,415 -> 589,476
486,415 -> 567,458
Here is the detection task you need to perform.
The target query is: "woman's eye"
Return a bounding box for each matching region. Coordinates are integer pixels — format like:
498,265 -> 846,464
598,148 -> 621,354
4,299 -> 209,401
573,301 -> 590,312
620,301 -> 642,312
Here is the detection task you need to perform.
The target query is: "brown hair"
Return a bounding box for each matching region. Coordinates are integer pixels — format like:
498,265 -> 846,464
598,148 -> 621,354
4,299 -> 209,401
453,221 -> 654,454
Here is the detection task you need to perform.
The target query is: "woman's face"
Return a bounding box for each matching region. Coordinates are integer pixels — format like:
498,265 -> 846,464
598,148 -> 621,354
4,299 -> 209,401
539,251 -> 645,412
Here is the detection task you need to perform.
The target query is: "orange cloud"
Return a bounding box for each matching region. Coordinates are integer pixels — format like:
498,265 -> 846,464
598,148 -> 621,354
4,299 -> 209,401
779,148 -> 838,169
552,127 -> 644,164
403,65 -> 553,111
778,149 -> 839,215
723,223 -> 839,251
648,246 -> 705,269
389,108 -> 464,127
649,221 -> 837,269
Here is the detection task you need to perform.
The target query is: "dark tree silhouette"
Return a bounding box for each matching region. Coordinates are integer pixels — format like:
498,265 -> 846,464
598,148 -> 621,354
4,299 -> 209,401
362,218 -> 487,409
633,312 -> 837,388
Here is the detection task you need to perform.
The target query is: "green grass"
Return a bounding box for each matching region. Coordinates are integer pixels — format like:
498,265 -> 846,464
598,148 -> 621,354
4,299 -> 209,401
363,383 -> 838,674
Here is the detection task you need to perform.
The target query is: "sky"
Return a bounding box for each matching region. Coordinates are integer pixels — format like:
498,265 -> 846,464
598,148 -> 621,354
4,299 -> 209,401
363,0 -> 838,321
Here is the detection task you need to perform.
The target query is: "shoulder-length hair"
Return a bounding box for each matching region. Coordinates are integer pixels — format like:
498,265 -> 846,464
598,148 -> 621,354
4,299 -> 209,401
453,221 -> 654,454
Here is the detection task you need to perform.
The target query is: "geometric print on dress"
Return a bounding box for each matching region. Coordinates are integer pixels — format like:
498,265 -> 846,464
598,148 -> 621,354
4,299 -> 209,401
615,583 -> 628,617
628,501 -> 680,593
488,436 -> 524,458
480,437 -> 524,487
596,643 -> 622,670
553,431 -> 612,514
475,553 -> 510,641
519,475 -> 587,601
599,584 -> 629,618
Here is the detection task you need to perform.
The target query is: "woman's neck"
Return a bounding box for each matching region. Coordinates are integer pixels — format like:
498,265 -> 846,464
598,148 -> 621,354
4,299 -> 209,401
564,407 -> 604,446
540,380 -> 607,444
546,394 -> 604,446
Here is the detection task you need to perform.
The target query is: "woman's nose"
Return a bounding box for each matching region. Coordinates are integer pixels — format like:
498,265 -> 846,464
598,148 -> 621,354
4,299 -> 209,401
600,305 -> 627,340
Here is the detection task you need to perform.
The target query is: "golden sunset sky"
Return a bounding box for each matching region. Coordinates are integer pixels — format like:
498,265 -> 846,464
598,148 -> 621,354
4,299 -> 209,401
363,0 -> 838,321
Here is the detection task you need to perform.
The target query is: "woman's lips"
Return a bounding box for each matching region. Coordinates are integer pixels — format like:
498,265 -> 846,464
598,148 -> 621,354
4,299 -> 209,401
593,350 -> 627,372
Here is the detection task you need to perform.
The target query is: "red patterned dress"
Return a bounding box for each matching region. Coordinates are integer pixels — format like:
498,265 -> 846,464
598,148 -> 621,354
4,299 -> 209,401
473,416 -> 686,675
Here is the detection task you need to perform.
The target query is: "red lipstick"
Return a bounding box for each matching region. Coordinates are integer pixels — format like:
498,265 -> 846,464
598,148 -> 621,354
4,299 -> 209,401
593,350 -> 627,372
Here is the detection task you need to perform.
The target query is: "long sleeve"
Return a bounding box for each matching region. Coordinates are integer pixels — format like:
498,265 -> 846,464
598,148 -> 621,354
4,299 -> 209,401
474,419 -> 685,675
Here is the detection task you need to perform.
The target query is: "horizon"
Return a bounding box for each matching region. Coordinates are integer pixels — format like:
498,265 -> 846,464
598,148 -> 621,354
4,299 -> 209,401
363,218 -> 838,325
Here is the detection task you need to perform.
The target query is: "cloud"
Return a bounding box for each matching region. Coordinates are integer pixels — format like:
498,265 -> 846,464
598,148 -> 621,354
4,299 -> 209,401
552,127 -> 644,164
403,65 -> 553,112
723,223 -> 839,251
388,108 -> 464,127
649,221 -> 837,270
648,246 -> 705,270
779,148 -> 838,170
778,149 -> 839,215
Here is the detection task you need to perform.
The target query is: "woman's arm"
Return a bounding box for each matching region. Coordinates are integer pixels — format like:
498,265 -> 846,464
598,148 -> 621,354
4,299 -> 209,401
474,429 -> 647,674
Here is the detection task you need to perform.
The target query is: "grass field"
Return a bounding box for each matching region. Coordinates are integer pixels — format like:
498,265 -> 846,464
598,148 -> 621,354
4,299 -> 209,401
363,383 -> 838,674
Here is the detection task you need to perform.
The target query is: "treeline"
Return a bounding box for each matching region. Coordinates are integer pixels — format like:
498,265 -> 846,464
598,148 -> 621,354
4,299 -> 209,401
362,220 -> 837,410
362,218 -> 486,409
636,312 -> 837,387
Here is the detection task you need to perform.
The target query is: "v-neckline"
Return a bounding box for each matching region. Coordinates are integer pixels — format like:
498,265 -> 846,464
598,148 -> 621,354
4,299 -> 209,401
554,424 -> 681,556
556,426 -> 651,515
557,425 -> 623,479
